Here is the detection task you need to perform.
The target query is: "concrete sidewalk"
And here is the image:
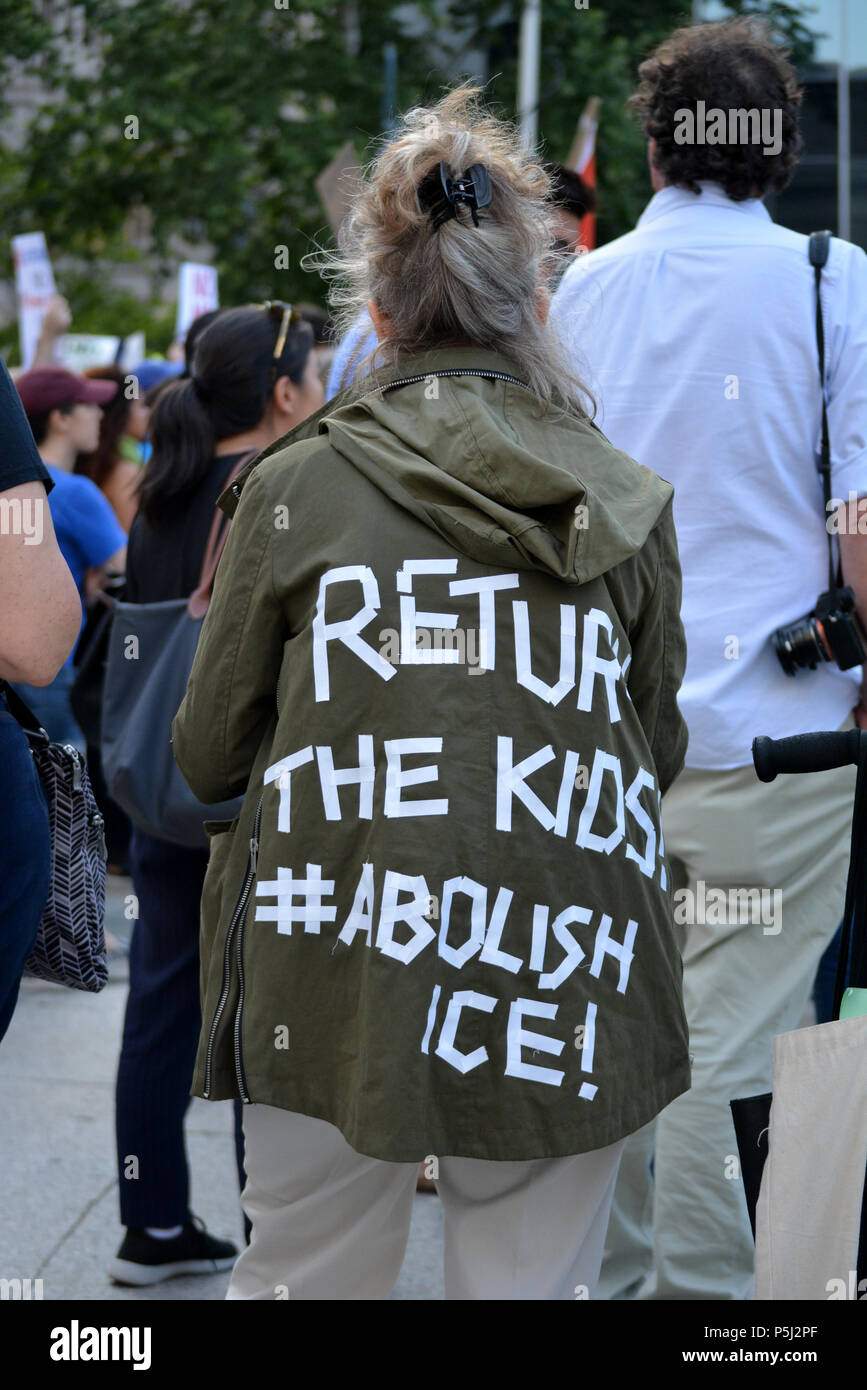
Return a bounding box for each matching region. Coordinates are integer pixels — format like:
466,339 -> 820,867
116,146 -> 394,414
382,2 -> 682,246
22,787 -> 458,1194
0,875 -> 444,1301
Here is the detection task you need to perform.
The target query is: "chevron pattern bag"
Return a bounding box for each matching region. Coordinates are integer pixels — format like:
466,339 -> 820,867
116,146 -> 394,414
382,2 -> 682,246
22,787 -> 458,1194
2,682 -> 108,992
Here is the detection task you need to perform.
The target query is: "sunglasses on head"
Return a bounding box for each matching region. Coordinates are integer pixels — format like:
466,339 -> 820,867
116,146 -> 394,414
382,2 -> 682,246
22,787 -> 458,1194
262,301 -> 303,384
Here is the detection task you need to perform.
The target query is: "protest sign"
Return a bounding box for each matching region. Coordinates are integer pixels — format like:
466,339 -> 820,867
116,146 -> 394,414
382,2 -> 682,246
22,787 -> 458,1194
315,141 -> 363,236
175,262 -> 218,341
118,332 -> 146,371
57,334 -> 121,372
11,232 -> 57,369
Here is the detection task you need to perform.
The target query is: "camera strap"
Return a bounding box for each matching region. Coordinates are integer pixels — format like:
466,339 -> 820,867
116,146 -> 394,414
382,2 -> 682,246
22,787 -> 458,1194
808,229 -> 841,592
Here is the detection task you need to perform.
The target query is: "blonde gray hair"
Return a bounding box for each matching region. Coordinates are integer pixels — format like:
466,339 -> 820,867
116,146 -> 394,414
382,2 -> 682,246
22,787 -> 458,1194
304,83 -> 594,420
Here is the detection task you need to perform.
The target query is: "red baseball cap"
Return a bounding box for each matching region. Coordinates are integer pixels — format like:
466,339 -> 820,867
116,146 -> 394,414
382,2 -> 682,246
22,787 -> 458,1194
15,366 -> 118,420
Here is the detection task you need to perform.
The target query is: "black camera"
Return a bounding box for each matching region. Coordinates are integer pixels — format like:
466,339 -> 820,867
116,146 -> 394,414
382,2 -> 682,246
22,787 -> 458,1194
773,585 -> 867,676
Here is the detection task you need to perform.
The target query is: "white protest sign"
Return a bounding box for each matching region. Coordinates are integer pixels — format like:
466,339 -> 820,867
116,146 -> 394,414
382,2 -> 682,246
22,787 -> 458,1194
11,232 -> 57,369
118,331 -> 146,371
175,262 -> 218,341
57,334 -> 120,373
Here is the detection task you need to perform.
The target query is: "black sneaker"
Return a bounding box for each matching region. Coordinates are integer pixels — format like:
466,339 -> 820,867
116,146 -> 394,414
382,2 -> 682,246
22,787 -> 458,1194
110,1215 -> 238,1286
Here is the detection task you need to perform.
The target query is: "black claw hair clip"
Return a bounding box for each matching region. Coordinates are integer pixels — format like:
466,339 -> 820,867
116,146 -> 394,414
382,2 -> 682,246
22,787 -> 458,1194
418,161 -> 492,230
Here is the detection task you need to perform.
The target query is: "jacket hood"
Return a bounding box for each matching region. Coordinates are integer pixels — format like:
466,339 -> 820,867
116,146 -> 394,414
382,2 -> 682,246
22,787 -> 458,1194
229,345 -> 673,585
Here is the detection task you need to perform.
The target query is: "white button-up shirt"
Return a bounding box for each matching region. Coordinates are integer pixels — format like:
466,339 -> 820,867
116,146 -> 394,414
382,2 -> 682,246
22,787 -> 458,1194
550,182 -> 867,769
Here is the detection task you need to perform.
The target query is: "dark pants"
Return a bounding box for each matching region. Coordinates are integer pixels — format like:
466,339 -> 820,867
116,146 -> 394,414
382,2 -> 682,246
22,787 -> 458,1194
0,693 -> 50,1041
86,742 -> 131,870
115,826 -> 246,1228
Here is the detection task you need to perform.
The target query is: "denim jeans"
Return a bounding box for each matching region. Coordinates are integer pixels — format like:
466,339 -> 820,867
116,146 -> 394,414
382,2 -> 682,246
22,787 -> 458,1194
0,690 -> 50,1041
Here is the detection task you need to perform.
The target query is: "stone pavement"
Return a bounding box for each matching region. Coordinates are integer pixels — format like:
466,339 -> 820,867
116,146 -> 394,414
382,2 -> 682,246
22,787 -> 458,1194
0,874 -> 444,1301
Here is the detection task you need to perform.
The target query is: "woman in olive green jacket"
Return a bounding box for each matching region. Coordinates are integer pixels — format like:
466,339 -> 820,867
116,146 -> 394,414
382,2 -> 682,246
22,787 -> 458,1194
173,84 -> 690,1301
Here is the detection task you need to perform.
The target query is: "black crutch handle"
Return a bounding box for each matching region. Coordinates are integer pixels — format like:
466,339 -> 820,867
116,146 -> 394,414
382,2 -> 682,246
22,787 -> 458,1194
752,728 -> 866,782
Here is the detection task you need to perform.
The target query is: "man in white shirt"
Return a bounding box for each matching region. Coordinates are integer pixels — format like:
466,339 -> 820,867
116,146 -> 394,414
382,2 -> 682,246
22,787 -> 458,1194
551,15 -> 867,1300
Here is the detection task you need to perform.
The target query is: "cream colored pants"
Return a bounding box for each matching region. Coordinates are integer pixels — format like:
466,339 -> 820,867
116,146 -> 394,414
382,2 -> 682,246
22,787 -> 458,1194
599,713 -> 857,1301
228,1104 -> 626,1301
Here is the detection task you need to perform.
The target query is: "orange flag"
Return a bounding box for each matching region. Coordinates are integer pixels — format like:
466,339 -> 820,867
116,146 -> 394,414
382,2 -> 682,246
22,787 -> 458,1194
568,97 -> 601,251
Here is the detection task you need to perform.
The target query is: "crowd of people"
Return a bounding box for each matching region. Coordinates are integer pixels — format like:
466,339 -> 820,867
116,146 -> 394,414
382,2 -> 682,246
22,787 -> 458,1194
1,14 -> 865,1301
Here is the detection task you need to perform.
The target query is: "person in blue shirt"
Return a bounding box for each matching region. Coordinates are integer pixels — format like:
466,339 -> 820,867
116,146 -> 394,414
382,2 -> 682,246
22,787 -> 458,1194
14,366 -> 127,746
325,311 -> 381,401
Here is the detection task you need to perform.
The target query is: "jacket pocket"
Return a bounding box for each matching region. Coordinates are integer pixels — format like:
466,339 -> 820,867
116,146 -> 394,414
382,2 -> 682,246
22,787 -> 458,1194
199,817 -> 240,984
203,816 -> 240,837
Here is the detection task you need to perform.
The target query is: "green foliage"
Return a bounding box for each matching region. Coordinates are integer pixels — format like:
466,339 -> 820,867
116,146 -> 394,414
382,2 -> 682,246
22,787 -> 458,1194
469,0 -> 694,247
454,0 -> 817,247
720,1 -> 823,69
0,0 -> 452,349
0,3 -> 55,76
0,0 -> 819,356
0,279 -> 175,365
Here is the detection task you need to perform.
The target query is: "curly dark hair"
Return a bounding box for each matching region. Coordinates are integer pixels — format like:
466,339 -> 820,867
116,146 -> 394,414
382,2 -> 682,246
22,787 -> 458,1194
629,16 -> 803,201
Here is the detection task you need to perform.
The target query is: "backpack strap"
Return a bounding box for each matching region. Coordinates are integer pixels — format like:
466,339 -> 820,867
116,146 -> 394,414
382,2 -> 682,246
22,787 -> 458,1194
188,450 -> 258,619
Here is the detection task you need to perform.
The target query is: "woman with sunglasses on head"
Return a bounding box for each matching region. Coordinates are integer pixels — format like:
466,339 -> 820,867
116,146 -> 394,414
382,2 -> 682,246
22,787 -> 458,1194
110,304 -> 323,1288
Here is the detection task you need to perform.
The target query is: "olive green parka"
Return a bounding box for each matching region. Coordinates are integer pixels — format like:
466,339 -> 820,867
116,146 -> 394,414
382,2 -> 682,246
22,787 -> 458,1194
173,345 -> 691,1161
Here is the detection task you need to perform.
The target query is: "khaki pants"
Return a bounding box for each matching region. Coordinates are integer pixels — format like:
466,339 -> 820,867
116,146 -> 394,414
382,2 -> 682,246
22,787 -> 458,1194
228,1104 -> 626,1301
599,714 -> 857,1301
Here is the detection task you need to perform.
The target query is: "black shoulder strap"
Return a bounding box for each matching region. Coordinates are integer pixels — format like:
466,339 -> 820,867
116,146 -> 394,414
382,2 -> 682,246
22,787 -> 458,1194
834,733 -> 867,1015
808,230 -> 840,591
0,680 -> 50,743
808,228 -> 831,270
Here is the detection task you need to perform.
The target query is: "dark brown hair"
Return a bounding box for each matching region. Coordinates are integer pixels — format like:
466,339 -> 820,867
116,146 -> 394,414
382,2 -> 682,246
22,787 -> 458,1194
74,365 -> 130,489
137,305 -> 314,525
629,16 -> 803,201
28,402 -> 75,447
542,162 -> 597,219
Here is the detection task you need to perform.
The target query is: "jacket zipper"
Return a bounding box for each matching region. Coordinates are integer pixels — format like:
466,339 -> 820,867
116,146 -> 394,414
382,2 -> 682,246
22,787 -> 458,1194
378,368 -> 532,396
202,793 -> 264,1099
211,367 -> 527,1093
232,796 -> 263,1102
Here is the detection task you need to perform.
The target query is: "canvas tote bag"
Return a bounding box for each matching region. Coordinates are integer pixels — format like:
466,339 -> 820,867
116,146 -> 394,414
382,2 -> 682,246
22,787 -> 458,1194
754,1014 -> 867,1299
751,727 -> 867,1300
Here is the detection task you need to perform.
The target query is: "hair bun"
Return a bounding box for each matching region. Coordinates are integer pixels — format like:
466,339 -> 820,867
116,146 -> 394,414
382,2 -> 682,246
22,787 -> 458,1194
418,160 -> 492,230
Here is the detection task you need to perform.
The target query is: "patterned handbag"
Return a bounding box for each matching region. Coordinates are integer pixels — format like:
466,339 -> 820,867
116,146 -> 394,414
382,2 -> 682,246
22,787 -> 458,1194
2,681 -> 108,992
